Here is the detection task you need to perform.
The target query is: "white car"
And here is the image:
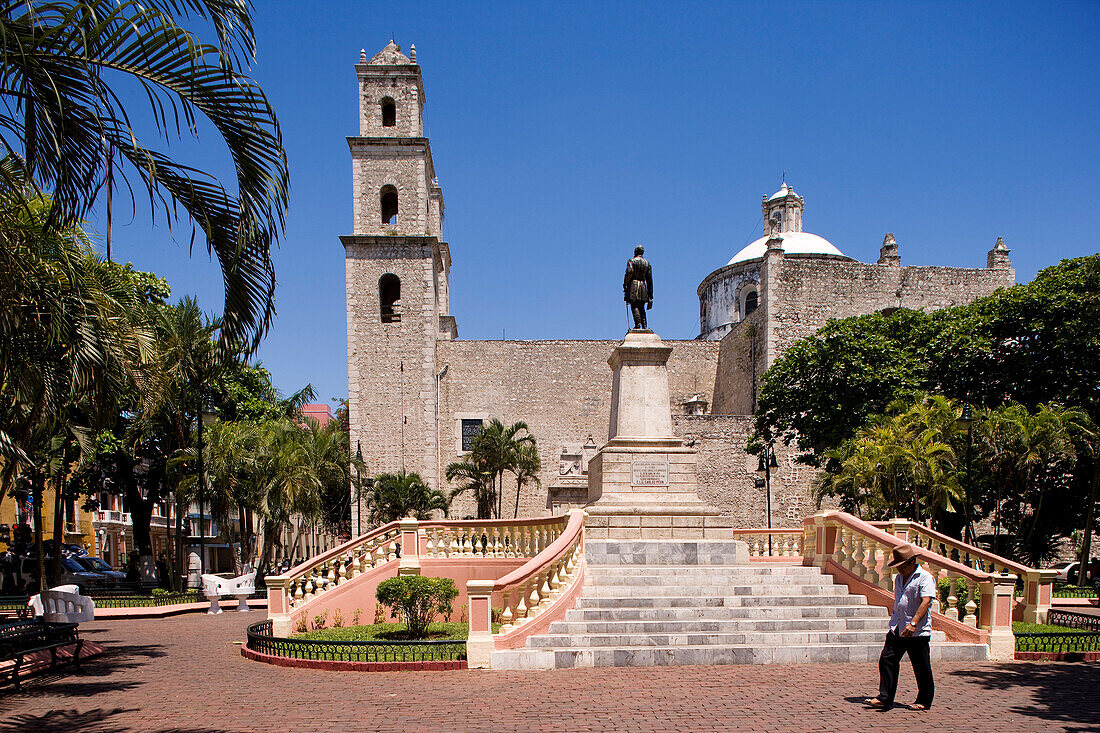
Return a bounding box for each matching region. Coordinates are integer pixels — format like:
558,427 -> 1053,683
1048,561 -> 1079,582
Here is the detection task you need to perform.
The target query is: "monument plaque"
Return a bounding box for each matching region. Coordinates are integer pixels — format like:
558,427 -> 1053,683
631,459 -> 670,487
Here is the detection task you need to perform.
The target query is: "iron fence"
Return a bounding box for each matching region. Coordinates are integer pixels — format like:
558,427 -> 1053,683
1052,583 -> 1099,599
1047,610 -> 1100,631
245,620 -> 467,663
1015,610 -> 1100,653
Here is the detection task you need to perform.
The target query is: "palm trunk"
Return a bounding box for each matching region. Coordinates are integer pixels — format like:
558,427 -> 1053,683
49,469 -> 65,587
1078,461 -> 1098,587
33,469 -> 45,593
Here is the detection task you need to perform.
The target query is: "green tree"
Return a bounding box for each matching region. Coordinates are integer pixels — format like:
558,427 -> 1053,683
375,576 -> 458,639
366,470 -> 449,525
447,419 -> 537,519
0,0 -> 290,348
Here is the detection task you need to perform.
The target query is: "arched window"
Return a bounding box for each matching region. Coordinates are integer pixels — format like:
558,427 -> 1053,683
381,97 -> 396,127
379,274 -> 401,323
380,185 -> 398,225
744,290 -> 759,316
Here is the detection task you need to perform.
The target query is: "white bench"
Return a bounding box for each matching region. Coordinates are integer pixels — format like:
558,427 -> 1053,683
201,571 -> 257,614
28,585 -> 96,623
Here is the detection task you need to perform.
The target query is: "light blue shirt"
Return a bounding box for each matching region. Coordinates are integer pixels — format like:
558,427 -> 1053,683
889,565 -> 936,637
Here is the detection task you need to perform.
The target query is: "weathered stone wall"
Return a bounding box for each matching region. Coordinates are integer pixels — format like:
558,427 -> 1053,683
345,237 -> 442,495
712,307 -> 765,415
769,257 -> 1014,356
436,339 -> 719,517
350,140 -> 434,237
356,66 -> 422,138
672,416 -> 821,527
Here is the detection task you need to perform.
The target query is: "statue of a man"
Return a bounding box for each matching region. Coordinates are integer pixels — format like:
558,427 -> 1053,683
623,245 -> 653,330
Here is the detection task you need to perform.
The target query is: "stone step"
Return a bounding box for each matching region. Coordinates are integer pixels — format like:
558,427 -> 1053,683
581,584 -> 851,597
565,605 -> 888,622
586,564 -> 821,575
525,630 -> 891,648
547,618 -> 890,634
585,541 -> 748,566
491,641 -> 988,670
575,594 -> 869,609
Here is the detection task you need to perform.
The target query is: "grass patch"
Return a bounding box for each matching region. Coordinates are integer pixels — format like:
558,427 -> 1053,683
1013,621 -> 1093,635
294,622 -> 500,642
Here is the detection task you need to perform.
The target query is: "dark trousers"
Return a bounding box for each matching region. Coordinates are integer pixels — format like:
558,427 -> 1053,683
877,631 -> 934,708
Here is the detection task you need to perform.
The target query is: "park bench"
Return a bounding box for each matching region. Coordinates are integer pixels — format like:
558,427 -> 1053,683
29,587 -> 95,623
0,619 -> 82,690
201,571 -> 257,614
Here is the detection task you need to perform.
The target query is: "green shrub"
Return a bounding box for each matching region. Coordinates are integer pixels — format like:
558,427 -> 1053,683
332,609 -> 344,628
375,576 -> 459,639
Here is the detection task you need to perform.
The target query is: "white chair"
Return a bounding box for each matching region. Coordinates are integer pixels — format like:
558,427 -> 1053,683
28,585 -> 95,623
201,571 -> 257,614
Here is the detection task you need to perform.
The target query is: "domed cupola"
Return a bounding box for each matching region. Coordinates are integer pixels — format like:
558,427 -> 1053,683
726,183 -> 847,265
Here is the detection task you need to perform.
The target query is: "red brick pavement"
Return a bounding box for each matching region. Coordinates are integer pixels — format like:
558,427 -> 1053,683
0,613 -> 1097,732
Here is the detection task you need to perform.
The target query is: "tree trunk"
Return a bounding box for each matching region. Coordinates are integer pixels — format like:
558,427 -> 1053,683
49,469 -> 65,588
1078,460 -> 1098,587
33,469 -> 45,593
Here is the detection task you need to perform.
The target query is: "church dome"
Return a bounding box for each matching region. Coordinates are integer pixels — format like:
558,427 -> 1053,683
727,232 -> 845,265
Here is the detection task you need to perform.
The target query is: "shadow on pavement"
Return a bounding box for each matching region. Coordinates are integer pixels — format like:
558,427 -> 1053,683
0,707 -> 233,733
0,642 -> 164,698
949,662 -> 1100,730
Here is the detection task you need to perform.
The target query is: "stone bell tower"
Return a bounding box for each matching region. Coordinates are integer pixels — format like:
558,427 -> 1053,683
342,42 -> 456,533
762,182 -> 804,237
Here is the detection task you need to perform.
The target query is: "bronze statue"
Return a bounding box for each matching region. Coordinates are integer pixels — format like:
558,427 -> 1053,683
623,245 -> 652,330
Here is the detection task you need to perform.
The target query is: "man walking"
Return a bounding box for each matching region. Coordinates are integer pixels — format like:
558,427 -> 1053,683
865,544 -> 936,711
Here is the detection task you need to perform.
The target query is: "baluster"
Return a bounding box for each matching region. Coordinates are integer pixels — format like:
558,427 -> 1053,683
499,588 -> 516,632
853,535 -> 867,578
487,527 -> 499,557
963,579 -> 978,627
945,575 -> 959,621
350,548 -> 362,577
387,537 -> 398,562
512,580 -> 530,626
327,560 -> 337,587
928,567 -> 942,615
293,578 -> 304,605
528,573 -> 546,618
781,535 -> 792,557
866,543 -> 881,586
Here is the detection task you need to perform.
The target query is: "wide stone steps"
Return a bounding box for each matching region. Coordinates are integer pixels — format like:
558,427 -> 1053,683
489,540 -> 989,670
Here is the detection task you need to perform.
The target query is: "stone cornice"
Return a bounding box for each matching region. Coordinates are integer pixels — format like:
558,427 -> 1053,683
341,234 -> 441,258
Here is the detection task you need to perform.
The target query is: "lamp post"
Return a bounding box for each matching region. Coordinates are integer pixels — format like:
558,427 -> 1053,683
196,390 -> 218,580
354,441 -> 364,536
956,403 -> 974,545
756,444 -> 779,555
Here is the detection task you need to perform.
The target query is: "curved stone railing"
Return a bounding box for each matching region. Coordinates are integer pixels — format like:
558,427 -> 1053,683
732,528 -> 805,558
419,516 -> 567,559
870,519 -> 1055,624
266,522 -> 403,632
805,510 -> 1017,660
266,515 -> 573,637
466,509 -> 587,668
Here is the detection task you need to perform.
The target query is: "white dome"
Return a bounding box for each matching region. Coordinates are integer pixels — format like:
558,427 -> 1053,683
727,232 -> 845,266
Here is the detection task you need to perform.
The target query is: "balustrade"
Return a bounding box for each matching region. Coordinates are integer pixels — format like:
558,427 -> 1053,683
731,529 -> 805,558
420,517 -> 567,560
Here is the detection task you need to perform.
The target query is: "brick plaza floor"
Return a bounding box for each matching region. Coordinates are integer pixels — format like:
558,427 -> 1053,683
1,613 -> 1098,732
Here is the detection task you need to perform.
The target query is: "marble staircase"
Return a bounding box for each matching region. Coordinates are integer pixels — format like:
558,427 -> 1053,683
491,540 -> 988,670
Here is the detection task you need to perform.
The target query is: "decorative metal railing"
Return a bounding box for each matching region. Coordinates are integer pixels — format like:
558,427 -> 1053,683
731,529 -> 804,558
246,620 -> 465,662
1047,610 -> 1100,631
1053,582 -> 1099,598
870,519 -> 1055,624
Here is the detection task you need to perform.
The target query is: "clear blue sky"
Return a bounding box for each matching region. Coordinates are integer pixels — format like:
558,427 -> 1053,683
100,1 -> 1100,404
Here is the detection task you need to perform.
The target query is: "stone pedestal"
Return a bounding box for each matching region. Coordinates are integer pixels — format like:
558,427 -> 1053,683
586,330 -> 736,540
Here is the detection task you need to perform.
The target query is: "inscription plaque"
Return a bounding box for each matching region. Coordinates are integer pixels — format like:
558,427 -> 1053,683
631,459 -> 670,487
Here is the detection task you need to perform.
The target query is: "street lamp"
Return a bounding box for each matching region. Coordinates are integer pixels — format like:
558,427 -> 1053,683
756,444 -> 779,555
196,390 -> 218,581
354,441 -> 364,536
956,403 -> 975,545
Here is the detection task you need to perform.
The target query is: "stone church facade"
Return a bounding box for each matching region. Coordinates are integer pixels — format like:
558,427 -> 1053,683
344,43 -> 1015,532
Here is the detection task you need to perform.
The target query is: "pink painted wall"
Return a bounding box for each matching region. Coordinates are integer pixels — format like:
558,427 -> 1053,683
288,558 -> 526,631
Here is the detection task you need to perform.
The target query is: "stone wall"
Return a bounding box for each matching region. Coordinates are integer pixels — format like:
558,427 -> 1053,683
436,338 -> 719,517
672,415 -> 821,528
712,307 -> 765,415
350,140 -> 435,237
769,257 -> 1014,356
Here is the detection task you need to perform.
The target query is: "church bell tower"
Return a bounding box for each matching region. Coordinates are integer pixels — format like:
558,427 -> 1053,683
342,42 -> 456,532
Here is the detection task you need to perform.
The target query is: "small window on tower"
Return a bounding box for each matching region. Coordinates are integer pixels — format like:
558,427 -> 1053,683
379,274 -> 401,323
381,97 -> 396,127
381,186 -> 398,225
744,291 -> 758,316
461,419 -> 484,452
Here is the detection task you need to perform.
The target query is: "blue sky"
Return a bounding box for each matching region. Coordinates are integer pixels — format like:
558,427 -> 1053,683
100,1 -> 1100,404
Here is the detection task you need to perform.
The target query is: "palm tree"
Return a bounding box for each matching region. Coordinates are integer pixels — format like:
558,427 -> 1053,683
469,419 -> 536,519
446,455 -> 495,519
367,470 -> 449,524
0,1 -> 289,348
511,442 -> 542,519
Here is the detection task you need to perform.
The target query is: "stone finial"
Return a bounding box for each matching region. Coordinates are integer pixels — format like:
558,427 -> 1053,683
410,44 -> 416,62
987,236 -> 1012,269
878,232 -> 901,266
360,49 -> 366,63
765,232 -> 784,255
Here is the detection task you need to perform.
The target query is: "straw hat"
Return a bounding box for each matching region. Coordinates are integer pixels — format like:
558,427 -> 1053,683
887,544 -> 920,567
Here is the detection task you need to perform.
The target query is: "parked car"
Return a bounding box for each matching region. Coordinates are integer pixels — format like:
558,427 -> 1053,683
15,555 -> 112,595
1048,561 -> 1079,582
72,556 -> 127,585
